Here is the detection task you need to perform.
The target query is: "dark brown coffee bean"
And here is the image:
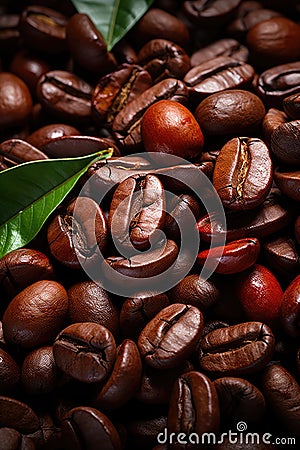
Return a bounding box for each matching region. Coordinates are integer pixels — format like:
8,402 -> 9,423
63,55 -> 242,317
0,397 -> 39,433
283,92 -> 300,119
190,38 -> 248,67
183,0 -> 241,25
127,414 -> 167,449
92,64 -> 152,127
262,364 -> 300,435
0,73 -> 32,131
2,280 -> 68,349
0,348 -> 20,394
20,5 -> 67,54
36,70 -> 93,124
184,56 -> 254,101
280,275 -> 300,338
228,7 -> 281,39
26,123 -> 80,149
42,135 -> 119,158
53,322 -> 116,384
168,371 -> 220,447
263,235 -> 300,279
61,406 -> 121,450
195,90 -> 265,136
66,13 -> 116,75
199,322 -> 275,375
271,120 -> 300,165
112,78 -> 188,150
95,339 -> 142,410
170,274 -> 219,310
0,139 -> 48,164
274,167 -> 300,201
138,39 -> 191,83
21,346 -> 59,395
214,377 -> 265,423
213,137 -> 273,210
0,14 -> 20,55
165,194 -> 201,242
0,427 -> 35,450
108,174 -> 165,252
138,303 -> 203,369
113,39 -> 138,65
262,108 -> 288,146
0,248 -> 54,298
68,281 -> 119,336
47,196 -> 108,269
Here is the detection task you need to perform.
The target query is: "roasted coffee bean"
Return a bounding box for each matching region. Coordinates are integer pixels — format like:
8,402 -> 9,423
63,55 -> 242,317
280,275 -> 300,338
48,196 -> 108,269
214,377 -> 265,423
20,5 -> 67,54
197,238 -> 260,274
92,64 -> 152,127
108,174 -> 166,252
255,61 -> 300,108
197,188 -> 293,243
126,414 -> 167,449
247,17 -> 300,68
184,57 -> 254,101
0,248 -> 53,298
138,39 -> 191,83
195,90 -> 265,136
0,73 -> 32,131
271,120 -> 300,165
66,13 -> 116,75
138,303 -> 203,369
68,281 -> 119,336
283,92 -> 300,119
112,78 -> 188,150
190,38 -> 248,67
262,364 -> 300,435
0,14 -> 20,55
2,280 -> 68,349
168,371 -> 220,447
213,137 -> 272,210
26,123 -> 80,149
227,7 -> 281,39
0,139 -> 48,164
262,108 -> 288,146
133,8 -> 190,49
21,346 -> 59,395
263,235 -> 300,279
199,322 -> 275,375
0,348 -> 20,394
183,0 -> 241,25
0,397 -> 39,433
53,322 -> 116,383
61,406 -> 121,450
0,427 -> 35,450
165,194 -> 201,242
95,339 -> 142,410
274,167 -> 300,202
113,39 -> 138,65
170,274 -> 219,310
36,70 -> 93,124
120,292 -> 170,339
42,135 -> 119,158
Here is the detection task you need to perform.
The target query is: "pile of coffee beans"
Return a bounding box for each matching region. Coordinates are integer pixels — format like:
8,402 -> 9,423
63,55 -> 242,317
0,0 -> 299,449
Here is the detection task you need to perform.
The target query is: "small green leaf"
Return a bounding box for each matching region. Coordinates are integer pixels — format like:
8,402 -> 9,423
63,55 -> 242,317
0,149 -> 113,259
71,0 -> 154,51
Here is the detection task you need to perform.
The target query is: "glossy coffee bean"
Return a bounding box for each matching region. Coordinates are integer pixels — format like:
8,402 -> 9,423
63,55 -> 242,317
213,137 -> 272,210
0,248 -> 53,297
184,56 -> 254,101
0,427 -> 35,450
108,174 -> 166,252
42,135 -> 119,158
280,275 -> 300,338
183,0 -> 241,25
274,167 -> 300,202
36,70 -> 93,124
263,235 -> 300,279
48,196 -> 108,269
197,238 -> 260,274
170,274 -> 219,310
168,371 -> 220,445
138,303 -> 203,369
21,346 -> 59,395
0,73 -> 32,131
228,7 -> 281,39
0,397 -> 39,433
283,92 -> 300,119
0,348 -> 20,394
214,377 -> 265,423
190,38 -> 248,67
26,123 -> 80,149
262,364 -> 300,435
113,39 -> 138,65
95,339 -> 142,410
20,5 -> 67,54
262,108 -> 288,146
61,406 -> 121,450
3,280 -> 68,349
165,194 -> 201,242
142,100 -> 204,159
138,39 -> 191,83
199,322 -> 275,375
66,13 -> 116,75
247,17 -> 300,68
53,322 -> 116,384
271,120 -> 300,165
92,63 -> 152,127
195,90 -> 265,136
0,139 -> 48,165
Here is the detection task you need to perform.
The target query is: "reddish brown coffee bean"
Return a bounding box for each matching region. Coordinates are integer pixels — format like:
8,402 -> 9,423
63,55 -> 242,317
235,264 -> 283,326
197,238 -> 260,274
283,92 -> 300,119
195,90 -> 265,136
213,137 -> 272,210
95,339 -> 142,411
138,303 -> 203,369
228,7 -> 281,39
0,348 -> 20,394
183,0 -> 241,25
190,38 -> 248,66
280,275 -> 300,338
2,280 -> 68,349
141,100 -> 204,159
0,73 -> 32,131
271,120 -> 300,165
169,274 -> 219,310
0,139 -> 48,164
42,135 -> 120,158
26,123 -> 80,149
0,397 -> 40,433
262,108 -> 288,146
274,167 -> 300,202
21,346 -> 59,395
263,235 -> 300,279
